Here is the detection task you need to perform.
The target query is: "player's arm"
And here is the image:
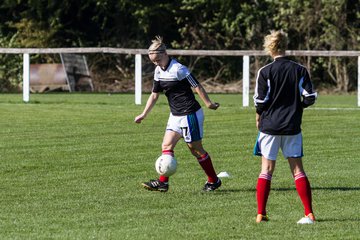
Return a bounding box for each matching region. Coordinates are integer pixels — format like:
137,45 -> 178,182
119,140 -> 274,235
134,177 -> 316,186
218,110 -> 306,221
134,92 -> 160,123
181,67 -> 219,110
300,70 -> 317,108
253,70 -> 270,114
186,73 -> 219,110
255,113 -> 260,130
194,84 -> 219,110
253,69 -> 270,129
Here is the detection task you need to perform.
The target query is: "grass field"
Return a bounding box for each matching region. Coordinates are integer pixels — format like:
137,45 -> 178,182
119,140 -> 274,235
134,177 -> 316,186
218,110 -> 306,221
0,93 -> 359,239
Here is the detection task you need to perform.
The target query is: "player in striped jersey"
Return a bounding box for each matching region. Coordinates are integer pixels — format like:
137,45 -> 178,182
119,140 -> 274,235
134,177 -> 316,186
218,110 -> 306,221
135,36 -> 221,192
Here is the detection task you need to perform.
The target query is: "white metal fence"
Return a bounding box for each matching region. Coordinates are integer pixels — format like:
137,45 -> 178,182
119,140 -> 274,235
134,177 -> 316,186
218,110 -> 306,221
0,48 -> 359,106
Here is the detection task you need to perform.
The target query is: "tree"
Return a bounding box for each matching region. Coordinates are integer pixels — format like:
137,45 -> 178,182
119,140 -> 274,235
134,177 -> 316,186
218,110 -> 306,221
172,0 -> 274,83
0,0 -> 358,92
266,0 -> 360,91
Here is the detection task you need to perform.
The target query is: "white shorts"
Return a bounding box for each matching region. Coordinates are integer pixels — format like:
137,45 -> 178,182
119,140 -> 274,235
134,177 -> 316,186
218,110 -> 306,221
166,108 -> 204,143
253,132 -> 303,160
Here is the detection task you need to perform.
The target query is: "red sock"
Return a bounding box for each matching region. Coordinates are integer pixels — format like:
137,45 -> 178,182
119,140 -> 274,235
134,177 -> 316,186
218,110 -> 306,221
197,152 -> 218,183
159,150 -> 174,183
159,175 -> 169,183
294,172 -> 313,215
162,149 -> 174,156
256,173 -> 272,215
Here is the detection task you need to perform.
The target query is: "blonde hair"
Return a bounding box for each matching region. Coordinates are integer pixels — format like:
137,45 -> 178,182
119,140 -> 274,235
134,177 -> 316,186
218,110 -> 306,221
263,30 -> 288,55
148,35 -> 167,54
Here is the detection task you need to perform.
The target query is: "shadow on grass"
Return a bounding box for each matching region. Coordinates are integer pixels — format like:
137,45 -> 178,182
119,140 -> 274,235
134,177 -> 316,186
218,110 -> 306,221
313,186 -> 360,191
317,218 -> 360,223
213,186 -> 360,194
271,186 -> 360,192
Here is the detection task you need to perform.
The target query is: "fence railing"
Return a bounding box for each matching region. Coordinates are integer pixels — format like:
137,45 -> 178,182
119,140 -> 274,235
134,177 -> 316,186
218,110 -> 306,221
0,48 -> 359,106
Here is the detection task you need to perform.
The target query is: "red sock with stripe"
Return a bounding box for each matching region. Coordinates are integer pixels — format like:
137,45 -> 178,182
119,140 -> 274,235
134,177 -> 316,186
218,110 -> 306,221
197,152 -> 218,183
159,150 -> 174,183
294,172 -> 313,215
256,173 -> 272,215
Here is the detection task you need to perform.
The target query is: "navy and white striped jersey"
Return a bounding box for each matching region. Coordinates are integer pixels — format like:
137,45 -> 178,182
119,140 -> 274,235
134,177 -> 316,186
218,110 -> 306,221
152,58 -> 201,116
253,57 -> 317,135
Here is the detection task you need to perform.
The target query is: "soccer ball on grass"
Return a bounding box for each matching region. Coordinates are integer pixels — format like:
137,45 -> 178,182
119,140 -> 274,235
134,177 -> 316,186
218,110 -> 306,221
155,154 -> 177,177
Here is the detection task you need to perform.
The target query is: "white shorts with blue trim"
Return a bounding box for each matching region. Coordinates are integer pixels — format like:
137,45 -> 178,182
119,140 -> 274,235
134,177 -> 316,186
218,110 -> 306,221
253,132 -> 303,160
166,108 -> 204,143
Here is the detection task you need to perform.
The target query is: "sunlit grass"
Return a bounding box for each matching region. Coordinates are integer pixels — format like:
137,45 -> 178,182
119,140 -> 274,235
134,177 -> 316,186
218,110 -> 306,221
0,93 -> 359,239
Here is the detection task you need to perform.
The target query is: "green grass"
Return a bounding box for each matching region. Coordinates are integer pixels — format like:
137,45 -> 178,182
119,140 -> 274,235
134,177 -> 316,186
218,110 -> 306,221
0,93 -> 359,239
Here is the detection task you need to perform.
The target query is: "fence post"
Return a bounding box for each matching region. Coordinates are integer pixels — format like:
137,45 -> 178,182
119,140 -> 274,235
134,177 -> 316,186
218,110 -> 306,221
242,55 -> 250,107
23,53 -> 30,103
135,54 -> 142,105
358,56 -> 360,107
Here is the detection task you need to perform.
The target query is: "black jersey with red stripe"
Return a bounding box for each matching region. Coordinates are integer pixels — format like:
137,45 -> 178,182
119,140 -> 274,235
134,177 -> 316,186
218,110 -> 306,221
152,58 -> 201,116
253,56 -> 317,135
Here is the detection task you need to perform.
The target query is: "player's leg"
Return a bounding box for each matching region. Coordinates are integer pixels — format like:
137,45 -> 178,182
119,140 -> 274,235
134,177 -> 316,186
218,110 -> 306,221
282,133 -> 315,223
141,130 -> 181,192
256,157 -> 275,223
142,113 -> 182,192
182,109 -> 221,191
288,157 -> 315,223
186,140 -> 221,191
160,130 -> 182,182
255,133 -> 279,223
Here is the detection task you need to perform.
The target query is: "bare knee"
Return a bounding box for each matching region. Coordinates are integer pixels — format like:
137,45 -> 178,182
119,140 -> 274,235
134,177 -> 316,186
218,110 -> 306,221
187,146 -> 199,157
161,131 -> 181,151
261,157 -> 276,175
288,157 -> 305,176
187,141 -> 206,158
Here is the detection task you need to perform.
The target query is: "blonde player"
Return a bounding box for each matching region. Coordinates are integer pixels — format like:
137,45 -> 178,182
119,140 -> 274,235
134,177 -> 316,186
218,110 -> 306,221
253,30 -> 317,224
135,36 -> 221,192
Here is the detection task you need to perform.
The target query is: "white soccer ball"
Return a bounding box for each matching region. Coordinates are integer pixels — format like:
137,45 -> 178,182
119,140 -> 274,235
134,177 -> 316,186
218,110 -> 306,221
155,154 -> 177,177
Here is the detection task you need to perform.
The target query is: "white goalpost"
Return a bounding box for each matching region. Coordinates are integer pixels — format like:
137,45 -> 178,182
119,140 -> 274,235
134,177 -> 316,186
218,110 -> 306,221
135,54 -> 142,105
22,53 -> 30,102
242,55 -> 250,107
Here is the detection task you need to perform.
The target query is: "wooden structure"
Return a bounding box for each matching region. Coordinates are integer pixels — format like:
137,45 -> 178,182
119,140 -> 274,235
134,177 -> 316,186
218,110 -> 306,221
30,64 -> 68,93
28,53 -> 94,93
0,48 -> 358,106
60,53 -> 94,92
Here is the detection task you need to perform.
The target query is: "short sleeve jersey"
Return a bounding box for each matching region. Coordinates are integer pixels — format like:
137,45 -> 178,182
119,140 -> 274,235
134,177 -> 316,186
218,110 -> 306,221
152,58 -> 201,116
